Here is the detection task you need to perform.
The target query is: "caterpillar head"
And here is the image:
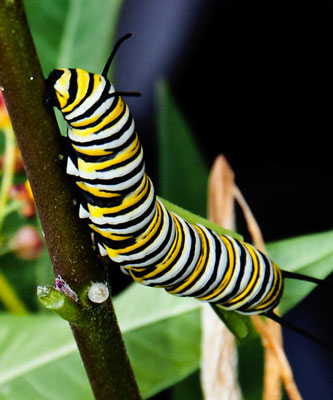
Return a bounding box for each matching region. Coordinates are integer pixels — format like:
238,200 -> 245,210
45,34 -> 132,112
45,68 -> 73,110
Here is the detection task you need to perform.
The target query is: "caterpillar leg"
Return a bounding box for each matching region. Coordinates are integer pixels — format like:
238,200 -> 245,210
97,241 -> 108,257
56,134 -> 75,168
78,201 -> 90,219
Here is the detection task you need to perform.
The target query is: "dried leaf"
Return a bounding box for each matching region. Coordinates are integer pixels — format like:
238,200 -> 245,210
201,155 -> 241,400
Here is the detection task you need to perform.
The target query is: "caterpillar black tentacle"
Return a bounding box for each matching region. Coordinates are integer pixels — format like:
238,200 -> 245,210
45,35 -> 329,325
265,310 -> 332,350
282,270 -> 332,287
102,33 -> 132,78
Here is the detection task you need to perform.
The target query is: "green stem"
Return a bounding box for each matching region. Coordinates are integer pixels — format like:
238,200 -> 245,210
0,1 -> 141,399
37,285 -> 83,324
0,126 -> 15,232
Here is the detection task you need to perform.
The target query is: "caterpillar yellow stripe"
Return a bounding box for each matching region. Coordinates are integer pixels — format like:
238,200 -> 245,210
45,57 -> 285,317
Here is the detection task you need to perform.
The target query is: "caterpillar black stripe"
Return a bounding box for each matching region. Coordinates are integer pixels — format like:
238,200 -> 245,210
45,34 -> 330,328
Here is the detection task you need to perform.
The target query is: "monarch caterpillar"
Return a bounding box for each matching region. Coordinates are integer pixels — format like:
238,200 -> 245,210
45,34 -> 329,343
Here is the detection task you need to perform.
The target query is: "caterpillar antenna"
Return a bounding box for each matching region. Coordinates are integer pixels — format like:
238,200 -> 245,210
265,310 -> 331,350
102,33 -> 132,78
282,270 -> 332,287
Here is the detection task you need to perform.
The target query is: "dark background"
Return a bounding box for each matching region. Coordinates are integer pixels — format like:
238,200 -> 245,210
115,1 -> 333,399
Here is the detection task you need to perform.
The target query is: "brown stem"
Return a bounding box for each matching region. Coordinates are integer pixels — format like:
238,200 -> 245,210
251,316 -> 302,400
0,1 -> 141,398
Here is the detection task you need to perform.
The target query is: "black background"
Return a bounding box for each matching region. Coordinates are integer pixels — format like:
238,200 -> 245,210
114,1 -> 333,399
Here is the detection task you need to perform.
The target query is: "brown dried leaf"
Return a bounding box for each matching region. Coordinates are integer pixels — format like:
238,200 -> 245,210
207,154 -> 235,228
201,155 -> 241,400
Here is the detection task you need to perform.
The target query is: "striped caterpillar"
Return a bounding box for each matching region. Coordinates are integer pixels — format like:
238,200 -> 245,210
45,34 -> 329,343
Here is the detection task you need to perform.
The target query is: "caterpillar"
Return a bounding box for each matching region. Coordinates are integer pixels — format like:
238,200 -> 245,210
45,34 -> 329,339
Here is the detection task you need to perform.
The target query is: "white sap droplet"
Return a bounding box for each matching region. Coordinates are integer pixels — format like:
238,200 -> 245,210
29,76 -> 34,81
88,282 -> 109,304
0,86 -> 4,92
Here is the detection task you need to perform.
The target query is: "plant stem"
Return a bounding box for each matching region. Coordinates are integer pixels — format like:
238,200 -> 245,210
0,1 -> 141,398
0,126 -> 15,232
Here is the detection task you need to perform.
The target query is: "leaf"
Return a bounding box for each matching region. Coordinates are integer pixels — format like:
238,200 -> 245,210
159,196 -> 242,241
0,284 -> 201,400
267,230 -> 333,315
24,0 -> 124,74
210,304 -> 253,342
0,314 -> 93,400
54,0 -> 124,73
156,81 -> 209,217
115,284 -> 201,398
24,0 -> 124,134
1,229 -> 332,398
170,371 -> 203,400
0,253 -> 42,312
23,0 -> 70,73
238,337 -> 264,400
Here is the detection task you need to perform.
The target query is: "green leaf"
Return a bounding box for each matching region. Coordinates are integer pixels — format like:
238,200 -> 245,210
23,0 -> 70,73
115,284 -> 201,398
171,371 -> 203,400
159,196 -> 242,241
267,230 -> 333,315
156,81 -> 209,217
0,284 -> 201,399
238,337 -> 263,400
210,304 -> 253,342
54,0 -> 124,73
0,314 -> 93,400
1,229 -> 331,398
24,0 -> 124,74
24,0 -> 124,134
0,253 -> 41,312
